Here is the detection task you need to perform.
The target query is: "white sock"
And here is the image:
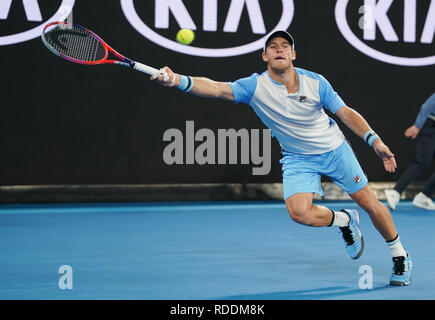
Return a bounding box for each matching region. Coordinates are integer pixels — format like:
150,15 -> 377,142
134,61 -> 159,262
387,235 -> 407,257
331,210 -> 350,227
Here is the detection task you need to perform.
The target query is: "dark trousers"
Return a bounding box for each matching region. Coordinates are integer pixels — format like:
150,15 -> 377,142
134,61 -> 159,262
394,119 -> 435,197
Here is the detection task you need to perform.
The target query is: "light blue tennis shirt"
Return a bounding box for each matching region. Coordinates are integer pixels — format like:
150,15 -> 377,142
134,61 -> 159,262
228,67 -> 346,154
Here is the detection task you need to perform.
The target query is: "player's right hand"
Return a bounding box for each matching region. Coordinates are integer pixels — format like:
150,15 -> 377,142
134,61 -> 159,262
150,66 -> 178,87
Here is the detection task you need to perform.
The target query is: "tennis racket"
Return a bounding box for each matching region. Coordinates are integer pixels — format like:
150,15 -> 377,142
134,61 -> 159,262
41,21 -> 168,80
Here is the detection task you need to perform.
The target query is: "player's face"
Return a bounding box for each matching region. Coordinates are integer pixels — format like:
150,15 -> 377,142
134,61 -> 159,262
262,37 -> 295,71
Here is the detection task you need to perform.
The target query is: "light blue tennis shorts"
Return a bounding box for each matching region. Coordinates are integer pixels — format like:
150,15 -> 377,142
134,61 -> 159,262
280,141 -> 368,200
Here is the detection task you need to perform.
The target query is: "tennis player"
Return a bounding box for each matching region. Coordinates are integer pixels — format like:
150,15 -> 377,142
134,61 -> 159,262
152,30 -> 412,286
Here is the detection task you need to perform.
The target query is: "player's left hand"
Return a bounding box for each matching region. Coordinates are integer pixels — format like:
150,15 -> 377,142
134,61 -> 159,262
373,140 -> 397,173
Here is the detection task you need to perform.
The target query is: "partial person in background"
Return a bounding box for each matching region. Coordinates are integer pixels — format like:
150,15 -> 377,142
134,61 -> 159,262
385,93 -> 435,210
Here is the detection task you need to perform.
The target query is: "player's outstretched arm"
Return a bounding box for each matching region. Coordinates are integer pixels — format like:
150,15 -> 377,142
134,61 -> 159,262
336,105 -> 397,173
151,66 -> 235,101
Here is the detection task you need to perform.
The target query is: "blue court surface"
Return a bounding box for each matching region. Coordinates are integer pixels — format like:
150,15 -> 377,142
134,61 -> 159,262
0,200 -> 433,300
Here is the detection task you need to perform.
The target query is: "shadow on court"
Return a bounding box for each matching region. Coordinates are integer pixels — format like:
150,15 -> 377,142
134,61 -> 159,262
219,285 -> 392,300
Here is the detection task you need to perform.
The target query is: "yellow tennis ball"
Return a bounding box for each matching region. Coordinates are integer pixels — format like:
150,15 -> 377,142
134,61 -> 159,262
176,29 -> 195,45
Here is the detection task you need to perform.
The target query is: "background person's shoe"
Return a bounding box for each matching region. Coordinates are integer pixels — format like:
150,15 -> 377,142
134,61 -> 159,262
412,192 -> 435,210
385,189 -> 400,210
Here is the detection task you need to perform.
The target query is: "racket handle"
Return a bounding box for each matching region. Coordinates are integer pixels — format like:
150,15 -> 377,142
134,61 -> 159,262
132,61 -> 159,76
132,61 -> 169,81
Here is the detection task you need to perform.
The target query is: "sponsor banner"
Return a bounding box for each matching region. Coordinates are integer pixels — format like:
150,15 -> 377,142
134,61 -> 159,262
0,0 -> 75,45
335,0 -> 435,66
0,0 -> 434,185
121,0 -> 294,57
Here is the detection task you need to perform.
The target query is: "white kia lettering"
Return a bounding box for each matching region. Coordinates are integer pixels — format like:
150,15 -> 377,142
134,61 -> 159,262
403,0 -> 417,43
335,0 -> 435,66
155,0 -> 266,34
121,0 -> 294,57
204,0 -> 218,31
421,0 -> 435,44
363,0 -> 398,42
0,0 -> 42,21
0,0 -> 75,46
155,0 -> 196,30
223,0 -> 266,34
364,0 -> 432,43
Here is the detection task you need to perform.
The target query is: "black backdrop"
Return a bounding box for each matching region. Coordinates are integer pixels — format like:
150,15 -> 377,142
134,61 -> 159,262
1,0 -> 434,186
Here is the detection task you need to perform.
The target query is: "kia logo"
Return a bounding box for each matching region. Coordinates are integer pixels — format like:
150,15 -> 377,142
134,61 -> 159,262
0,0 -> 75,46
335,0 -> 435,66
121,0 -> 294,57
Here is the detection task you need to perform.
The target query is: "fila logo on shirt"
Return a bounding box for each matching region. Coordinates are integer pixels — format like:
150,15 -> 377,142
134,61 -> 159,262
121,0 -> 295,57
0,0 -> 75,46
335,0 -> 435,66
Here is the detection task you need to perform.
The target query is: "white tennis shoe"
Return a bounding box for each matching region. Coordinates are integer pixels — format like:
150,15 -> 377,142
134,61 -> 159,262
385,189 -> 400,211
412,192 -> 435,210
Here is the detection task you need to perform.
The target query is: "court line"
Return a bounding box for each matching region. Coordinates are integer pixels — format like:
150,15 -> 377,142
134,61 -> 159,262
0,202 -> 287,215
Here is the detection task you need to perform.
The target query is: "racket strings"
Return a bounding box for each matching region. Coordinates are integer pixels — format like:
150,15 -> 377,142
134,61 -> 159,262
44,25 -> 106,62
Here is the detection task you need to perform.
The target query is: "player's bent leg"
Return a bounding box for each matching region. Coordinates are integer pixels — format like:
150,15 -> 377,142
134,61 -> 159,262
285,194 -> 364,259
349,185 -> 413,285
349,185 -> 397,241
285,193 -> 333,227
